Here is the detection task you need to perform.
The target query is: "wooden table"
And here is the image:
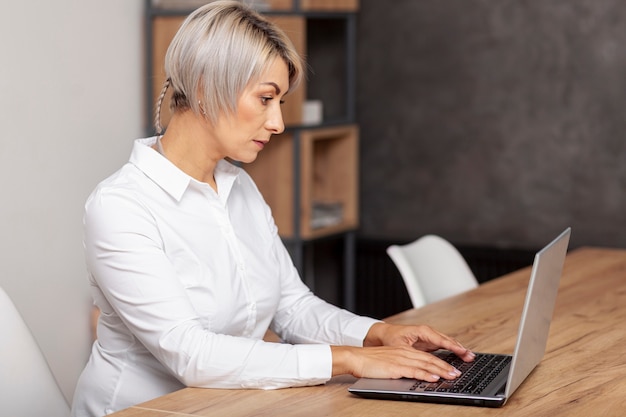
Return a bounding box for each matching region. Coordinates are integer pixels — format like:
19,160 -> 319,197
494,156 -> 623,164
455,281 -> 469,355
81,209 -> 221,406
109,247 -> 626,416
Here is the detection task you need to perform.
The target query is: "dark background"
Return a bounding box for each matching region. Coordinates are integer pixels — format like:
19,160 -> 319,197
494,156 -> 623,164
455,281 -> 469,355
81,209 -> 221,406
309,0 -> 626,318
356,0 -> 626,251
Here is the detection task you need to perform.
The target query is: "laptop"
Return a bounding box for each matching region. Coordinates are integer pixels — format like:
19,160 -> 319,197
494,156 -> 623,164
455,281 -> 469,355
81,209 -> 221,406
348,227 -> 571,408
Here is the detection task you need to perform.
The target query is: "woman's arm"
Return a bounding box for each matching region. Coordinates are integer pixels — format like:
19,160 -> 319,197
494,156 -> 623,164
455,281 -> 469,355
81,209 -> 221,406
85,186 -> 332,389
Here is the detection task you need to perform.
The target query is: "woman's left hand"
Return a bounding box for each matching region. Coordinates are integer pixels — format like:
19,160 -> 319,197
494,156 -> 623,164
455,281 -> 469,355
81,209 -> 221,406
363,322 -> 475,363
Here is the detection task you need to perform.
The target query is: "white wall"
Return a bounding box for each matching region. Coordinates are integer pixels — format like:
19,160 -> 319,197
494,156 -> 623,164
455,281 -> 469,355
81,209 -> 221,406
0,0 -> 144,403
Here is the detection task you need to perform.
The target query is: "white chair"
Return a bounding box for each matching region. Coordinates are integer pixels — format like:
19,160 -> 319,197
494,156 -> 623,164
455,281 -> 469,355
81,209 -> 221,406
387,235 -> 479,308
0,286 -> 70,417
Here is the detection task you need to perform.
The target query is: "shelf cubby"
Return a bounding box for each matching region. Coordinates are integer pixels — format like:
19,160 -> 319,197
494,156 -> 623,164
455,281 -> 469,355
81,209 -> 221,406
245,125 -> 358,240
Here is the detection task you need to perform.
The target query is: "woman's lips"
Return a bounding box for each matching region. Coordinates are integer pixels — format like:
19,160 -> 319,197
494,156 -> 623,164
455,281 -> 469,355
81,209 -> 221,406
253,139 -> 268,149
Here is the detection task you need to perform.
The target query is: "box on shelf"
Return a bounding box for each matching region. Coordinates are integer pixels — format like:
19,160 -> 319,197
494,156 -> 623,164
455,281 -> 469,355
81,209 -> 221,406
311,201 -> 343,229
302,100 -> 323,125
300,0 -> 359,11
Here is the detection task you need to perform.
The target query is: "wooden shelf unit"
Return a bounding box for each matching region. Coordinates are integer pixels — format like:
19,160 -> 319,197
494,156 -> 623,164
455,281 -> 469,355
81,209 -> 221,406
145,0 -> 360,309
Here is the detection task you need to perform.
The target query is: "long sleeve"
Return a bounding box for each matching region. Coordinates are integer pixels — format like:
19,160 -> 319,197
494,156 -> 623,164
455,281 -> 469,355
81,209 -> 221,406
269,231 -> 379,347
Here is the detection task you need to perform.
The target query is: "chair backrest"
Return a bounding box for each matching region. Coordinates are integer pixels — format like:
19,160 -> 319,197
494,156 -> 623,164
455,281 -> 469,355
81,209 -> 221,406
0,286 -> 70,417
387,235 -> 478,308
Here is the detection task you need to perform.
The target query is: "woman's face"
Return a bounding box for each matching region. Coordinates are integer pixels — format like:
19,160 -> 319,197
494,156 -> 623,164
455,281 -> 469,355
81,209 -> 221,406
210,58 -> 290,164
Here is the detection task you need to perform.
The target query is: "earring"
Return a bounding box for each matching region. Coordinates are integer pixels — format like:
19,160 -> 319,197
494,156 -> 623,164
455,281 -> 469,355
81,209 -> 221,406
198,100 -> 207,116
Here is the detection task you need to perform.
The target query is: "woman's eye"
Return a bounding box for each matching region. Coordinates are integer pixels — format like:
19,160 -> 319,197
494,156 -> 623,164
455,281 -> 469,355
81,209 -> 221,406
261,96 -> 272,105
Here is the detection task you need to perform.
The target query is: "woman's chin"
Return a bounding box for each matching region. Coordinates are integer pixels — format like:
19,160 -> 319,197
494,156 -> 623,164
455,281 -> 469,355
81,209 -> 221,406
232,152 -> 260,165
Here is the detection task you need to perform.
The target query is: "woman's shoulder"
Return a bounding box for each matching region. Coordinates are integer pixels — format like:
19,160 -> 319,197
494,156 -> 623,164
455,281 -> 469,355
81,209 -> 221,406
91,163 -> 148,196
85,162 -> 157,215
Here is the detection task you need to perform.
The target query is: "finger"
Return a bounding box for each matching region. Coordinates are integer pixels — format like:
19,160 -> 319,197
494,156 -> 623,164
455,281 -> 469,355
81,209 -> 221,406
438,338 -> 476,362
415,328 -> 476,363
404,359 -> 462,382
425,355 -> 463,380
399,350 -> 463,381
406,325 -> 456,348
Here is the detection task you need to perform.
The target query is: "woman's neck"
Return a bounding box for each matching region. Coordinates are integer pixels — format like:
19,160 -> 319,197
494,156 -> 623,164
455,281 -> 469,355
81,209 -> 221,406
158,111 -> 220,190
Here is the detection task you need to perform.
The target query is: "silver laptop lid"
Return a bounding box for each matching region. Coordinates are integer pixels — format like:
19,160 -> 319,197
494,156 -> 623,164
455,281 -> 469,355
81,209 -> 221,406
504,227 -> 571,398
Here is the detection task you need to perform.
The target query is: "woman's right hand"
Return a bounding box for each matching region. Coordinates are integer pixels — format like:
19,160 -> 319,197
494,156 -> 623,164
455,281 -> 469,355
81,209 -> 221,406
330,345 -> 462,383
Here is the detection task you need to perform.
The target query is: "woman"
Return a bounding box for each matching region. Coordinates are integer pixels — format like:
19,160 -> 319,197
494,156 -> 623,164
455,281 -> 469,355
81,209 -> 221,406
71,2 -> 474,416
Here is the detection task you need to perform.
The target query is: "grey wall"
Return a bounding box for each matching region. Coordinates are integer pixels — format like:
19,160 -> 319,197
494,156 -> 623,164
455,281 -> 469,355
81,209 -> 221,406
0,0 -> 143,401
356,0 -> 626,250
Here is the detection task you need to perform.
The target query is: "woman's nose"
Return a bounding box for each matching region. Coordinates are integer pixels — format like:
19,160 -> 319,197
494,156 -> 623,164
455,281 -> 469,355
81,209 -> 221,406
266,105 -> 285,134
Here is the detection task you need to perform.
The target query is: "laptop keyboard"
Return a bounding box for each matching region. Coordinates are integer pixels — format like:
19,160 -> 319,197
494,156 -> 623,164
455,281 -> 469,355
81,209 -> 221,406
409,351 -> 511,395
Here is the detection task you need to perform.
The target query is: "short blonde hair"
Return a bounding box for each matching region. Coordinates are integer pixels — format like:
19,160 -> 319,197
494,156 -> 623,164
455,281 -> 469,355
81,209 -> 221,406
154,0 -> 304,133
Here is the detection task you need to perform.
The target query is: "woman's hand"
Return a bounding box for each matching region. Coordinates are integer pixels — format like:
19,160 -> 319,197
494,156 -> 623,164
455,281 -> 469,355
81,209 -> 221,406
330,323 -> 475,382
365,322 -> 475,361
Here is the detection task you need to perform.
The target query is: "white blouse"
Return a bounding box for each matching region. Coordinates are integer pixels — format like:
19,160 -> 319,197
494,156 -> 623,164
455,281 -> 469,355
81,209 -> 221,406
70,137 -> 377,417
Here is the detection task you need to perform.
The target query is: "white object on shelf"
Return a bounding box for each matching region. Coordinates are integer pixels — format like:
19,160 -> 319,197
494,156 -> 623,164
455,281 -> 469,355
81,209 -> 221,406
311,201 -> 343,229
302,100 -> 323,125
